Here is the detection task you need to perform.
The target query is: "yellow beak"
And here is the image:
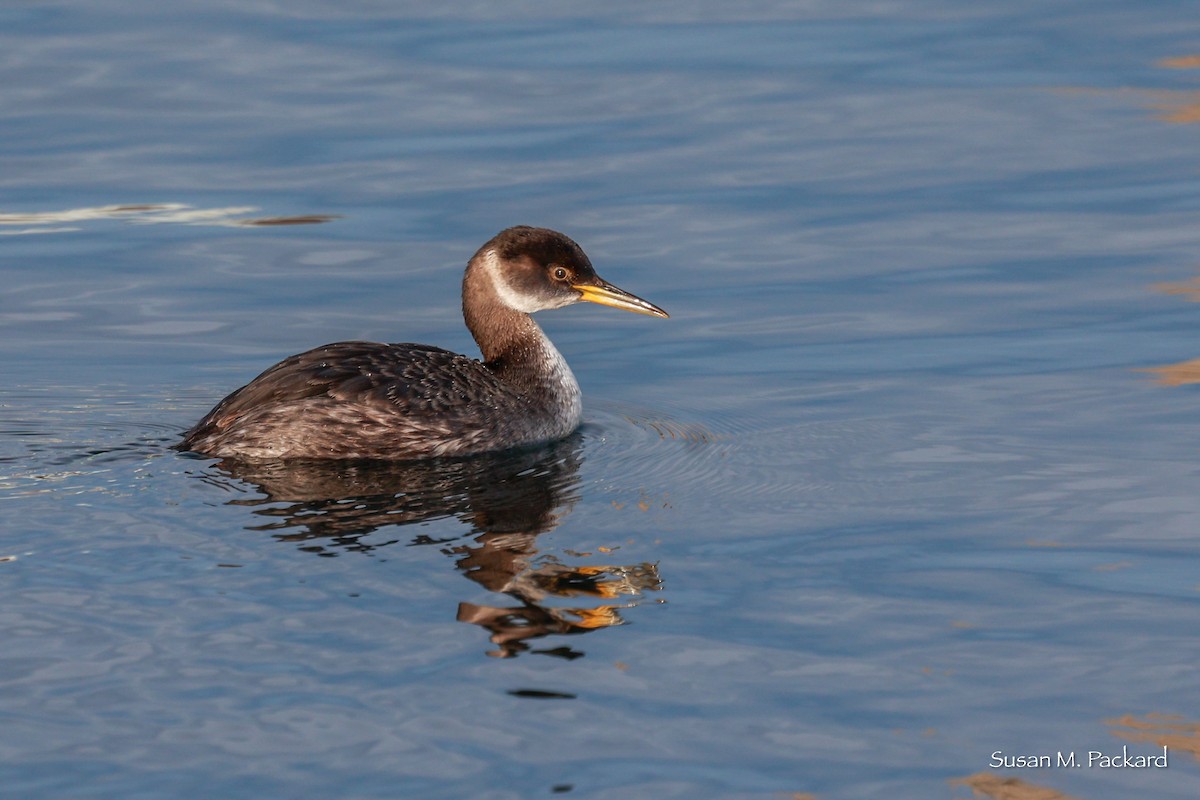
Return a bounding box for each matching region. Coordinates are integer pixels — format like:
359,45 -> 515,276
573,280 -> 669,319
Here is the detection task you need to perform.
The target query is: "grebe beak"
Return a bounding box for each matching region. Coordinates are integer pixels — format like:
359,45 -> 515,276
573,279 -> 669,319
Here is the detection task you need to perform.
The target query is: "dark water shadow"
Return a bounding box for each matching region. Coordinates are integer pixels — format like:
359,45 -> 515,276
198,436 -> 662,658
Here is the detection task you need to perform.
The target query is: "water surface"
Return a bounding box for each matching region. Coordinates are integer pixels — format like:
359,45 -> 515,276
4,2 -> 1200,798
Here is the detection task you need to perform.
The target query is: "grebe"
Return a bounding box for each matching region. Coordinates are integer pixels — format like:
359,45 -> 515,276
179,226 -> 668,460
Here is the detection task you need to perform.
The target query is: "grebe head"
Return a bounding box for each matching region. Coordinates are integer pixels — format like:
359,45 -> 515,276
471,226 -> 669,319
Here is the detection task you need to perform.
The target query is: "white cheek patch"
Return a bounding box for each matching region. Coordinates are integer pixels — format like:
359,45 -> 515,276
482,249 -> 545,313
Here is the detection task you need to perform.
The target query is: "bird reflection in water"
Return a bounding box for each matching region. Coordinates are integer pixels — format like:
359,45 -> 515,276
200,435 -> 661,658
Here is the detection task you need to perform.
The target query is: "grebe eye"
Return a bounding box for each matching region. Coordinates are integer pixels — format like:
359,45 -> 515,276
553,267 -> 568,281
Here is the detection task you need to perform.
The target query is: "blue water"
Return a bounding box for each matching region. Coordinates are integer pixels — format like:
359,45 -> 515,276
5,2 -> 1200,798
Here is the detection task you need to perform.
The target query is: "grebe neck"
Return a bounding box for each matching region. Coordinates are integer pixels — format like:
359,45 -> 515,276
462,250 -> 581,407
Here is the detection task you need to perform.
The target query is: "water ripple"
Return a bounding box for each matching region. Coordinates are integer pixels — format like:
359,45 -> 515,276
0,391 -> 181,499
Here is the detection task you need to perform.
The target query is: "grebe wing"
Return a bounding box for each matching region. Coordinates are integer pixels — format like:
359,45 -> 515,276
185,341 -> 514,440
